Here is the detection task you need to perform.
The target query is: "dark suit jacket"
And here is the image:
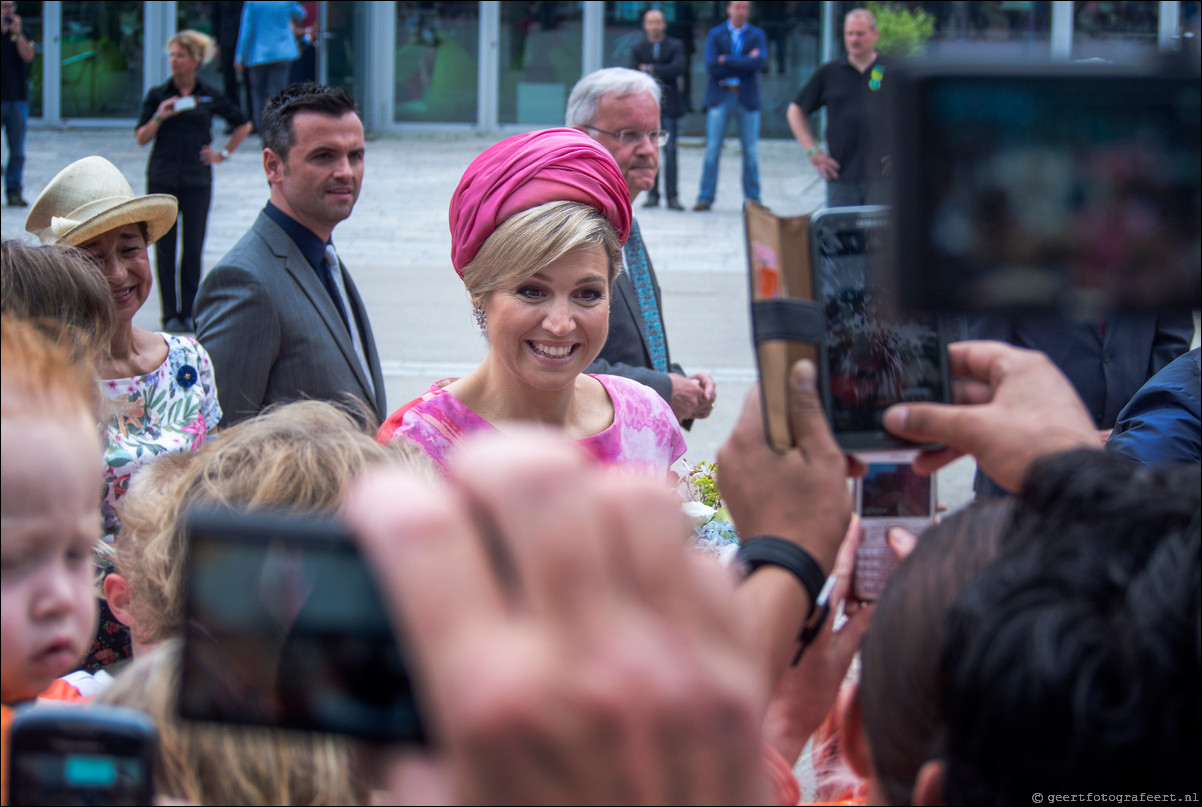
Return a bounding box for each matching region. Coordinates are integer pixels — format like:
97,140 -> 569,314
702,22 -> 766,111
629,35 -> 686,119
967,313 -> 1194,430
195,210 -> 387,426
586,232 -> 684,406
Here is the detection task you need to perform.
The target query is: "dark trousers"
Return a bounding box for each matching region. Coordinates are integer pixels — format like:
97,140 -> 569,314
1,100 -> 27,195
219,44 -> 249,122
648,115 -> 680,202
248,60 -> 292,133
826,177 -> 887,208
149,182 -> 212,322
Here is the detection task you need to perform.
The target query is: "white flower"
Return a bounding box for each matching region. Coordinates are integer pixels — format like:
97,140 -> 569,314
681,501 -> 716,528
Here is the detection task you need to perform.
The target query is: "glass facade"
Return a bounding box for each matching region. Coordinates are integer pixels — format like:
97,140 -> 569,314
395,0 -> 479,122
1072,0 -> 1161,61
19,1 -> 1184,131
922,1 -> 1054,60
60,0 -> 143,118
498,0 -> 583,125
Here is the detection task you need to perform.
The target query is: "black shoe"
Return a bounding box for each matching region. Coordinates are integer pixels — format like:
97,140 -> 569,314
692,201 -> 712,212
6,192 -> 28,207
666,199 -> 685,211
642,196 -> 660,208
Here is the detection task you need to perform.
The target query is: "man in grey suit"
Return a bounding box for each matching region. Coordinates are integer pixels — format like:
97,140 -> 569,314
195,82 -> 385,426
568,68 -> 715,425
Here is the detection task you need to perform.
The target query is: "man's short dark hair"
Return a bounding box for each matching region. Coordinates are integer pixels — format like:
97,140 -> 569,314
940,450 -> 1201,804
261,82 -> 359,161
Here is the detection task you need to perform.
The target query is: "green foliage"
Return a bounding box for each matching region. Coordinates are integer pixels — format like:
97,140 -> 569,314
866,2 -> 936,57
685,461 -> 724,510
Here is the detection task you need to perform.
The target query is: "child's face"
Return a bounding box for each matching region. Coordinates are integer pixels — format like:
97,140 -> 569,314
2,413 -> 101,703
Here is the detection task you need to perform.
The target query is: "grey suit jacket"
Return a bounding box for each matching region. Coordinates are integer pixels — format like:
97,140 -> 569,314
195,210 -> 387,426
586,231 -> 684,405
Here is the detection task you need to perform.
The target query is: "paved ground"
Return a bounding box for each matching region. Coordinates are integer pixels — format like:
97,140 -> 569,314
3,126 -> 980,511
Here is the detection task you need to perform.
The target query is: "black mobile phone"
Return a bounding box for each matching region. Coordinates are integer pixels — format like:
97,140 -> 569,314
178,507 -> 426,745
890,61 -> 1201,315
851,454 -> 937,602
809,206 -> 951,452
7,704 -> 157,806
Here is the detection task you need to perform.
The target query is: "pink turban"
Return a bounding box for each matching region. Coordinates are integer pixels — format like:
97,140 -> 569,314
448,128 -> 632,278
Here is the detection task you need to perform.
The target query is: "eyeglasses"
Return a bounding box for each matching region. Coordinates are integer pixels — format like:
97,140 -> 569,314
582,125 -> 670,148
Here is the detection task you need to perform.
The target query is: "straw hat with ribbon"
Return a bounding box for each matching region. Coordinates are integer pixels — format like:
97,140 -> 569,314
25,156 -> 178,247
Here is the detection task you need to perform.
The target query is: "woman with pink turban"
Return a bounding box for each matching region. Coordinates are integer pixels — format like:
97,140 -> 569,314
377,129 -> 686,476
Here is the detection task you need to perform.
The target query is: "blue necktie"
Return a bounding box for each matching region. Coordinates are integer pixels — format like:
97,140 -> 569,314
624,220 -> 669,373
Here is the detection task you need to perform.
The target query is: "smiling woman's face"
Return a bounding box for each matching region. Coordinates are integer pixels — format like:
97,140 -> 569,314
80,223 -> 152,326
482,245 -> 611,394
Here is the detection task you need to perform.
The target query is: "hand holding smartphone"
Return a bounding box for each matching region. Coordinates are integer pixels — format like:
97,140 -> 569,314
746,203 -> 951,454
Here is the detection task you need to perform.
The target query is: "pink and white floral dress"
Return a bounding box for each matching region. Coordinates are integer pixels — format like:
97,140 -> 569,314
378,374 -> 686,477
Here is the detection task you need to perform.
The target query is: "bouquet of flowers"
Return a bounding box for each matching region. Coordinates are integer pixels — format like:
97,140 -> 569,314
675,460 -> 740,563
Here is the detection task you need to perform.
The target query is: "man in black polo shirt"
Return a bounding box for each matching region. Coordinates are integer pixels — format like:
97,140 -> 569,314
787,9 -> 888,207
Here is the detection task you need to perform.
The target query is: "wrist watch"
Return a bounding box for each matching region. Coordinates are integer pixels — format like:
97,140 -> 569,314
219,148 -> 230,160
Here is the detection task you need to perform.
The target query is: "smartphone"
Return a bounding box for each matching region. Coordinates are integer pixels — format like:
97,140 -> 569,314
178,508 -> 426,744
173,95 -> 197,112
810,206 -> 951,452
851,455 -> 936,601
890,61 -> 1201,315
7,704 -> 157,806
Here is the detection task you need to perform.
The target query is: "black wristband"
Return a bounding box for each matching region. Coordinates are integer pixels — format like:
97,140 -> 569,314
736,536 -> 827,620
737,536 -> 834,667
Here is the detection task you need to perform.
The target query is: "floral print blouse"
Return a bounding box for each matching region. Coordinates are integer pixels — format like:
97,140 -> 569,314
377,373 -> 687,478
100,333 -> 221,541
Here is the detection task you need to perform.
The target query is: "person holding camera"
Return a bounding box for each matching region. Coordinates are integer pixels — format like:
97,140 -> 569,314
1,0 -> 35,208
135,30 -> 251,334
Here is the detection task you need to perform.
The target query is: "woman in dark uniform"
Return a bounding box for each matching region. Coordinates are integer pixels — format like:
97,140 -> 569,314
135,30 -> 252,333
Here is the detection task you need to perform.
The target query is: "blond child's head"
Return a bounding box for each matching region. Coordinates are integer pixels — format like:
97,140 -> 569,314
107,401 -> 417,651
98,639 -> 369,805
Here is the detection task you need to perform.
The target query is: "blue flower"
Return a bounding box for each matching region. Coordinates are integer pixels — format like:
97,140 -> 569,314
176,364 -> 198,388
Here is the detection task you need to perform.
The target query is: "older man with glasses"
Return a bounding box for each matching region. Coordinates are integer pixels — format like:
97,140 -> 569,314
567,67 -> 716,428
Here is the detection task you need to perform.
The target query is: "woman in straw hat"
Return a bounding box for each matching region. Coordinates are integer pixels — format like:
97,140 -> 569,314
135,29 -> 251,334
377,128 -> 686,477
26,156 -> 222,671
26,156 -> 222,547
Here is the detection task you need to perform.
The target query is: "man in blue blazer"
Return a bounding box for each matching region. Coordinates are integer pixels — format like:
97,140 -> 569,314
694,0 -> 766,211
195,83 -> 386,427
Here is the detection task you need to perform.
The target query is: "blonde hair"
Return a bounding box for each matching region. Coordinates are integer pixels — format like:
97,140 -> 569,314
461,200 -> 623,307
115,401 -> 409,646
1,312 -> 99,423
168,29 -> 215,65
1,239 -> 116,367
98,640 -> 369,806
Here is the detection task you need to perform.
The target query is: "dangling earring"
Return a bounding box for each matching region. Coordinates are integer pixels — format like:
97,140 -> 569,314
472,304 -> 487,333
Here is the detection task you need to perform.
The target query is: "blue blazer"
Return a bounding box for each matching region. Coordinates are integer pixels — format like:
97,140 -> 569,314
702,22 -> 767,111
